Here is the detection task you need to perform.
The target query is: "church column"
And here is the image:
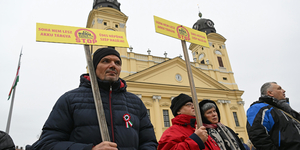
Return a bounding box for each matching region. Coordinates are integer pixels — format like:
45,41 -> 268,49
223,100 -> 235,128
216,100 -> 228,126
237,101 -> 248,141
237,101 -> 247,127
153,95 -> 162,138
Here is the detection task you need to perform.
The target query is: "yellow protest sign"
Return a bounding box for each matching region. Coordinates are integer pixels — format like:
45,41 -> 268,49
154,16 -> 209,47
36,23 -> 129,47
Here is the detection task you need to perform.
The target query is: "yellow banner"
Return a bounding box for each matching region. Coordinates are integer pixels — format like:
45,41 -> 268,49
154,16 -> 209,47
36,23 -> 129,47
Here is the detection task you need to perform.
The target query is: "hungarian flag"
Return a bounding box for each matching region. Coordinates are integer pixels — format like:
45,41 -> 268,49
8,50 -> 22,100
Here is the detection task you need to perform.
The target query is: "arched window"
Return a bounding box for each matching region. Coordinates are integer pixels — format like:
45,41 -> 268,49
217,57 -> 224,67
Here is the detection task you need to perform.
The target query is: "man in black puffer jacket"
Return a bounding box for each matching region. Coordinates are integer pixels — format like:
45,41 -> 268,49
31,48 -> 158,150
0,130 -> 15,150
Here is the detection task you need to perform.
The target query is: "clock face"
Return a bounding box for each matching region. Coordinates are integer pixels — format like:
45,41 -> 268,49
193,24 -> 198,30
175,74 -> 182,82
198,53 -> 204,60
206,21 -> 214,27
215,50 -> 222,55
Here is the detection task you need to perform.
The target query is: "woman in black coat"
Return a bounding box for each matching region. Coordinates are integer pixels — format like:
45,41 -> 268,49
199,100 -> 245,150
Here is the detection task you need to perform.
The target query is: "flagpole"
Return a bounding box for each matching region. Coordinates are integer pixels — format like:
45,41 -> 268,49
6,48 -> 22,134
6,86 -> 17,134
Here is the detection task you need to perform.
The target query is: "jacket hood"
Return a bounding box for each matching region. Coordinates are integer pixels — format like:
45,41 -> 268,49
250,95 -> 289,107
254,96 -> 300,118
79,73 -> 127,92
198,100 -> 221,124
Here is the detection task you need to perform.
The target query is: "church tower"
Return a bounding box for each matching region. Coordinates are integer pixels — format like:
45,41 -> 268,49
86,0 -> 131,77
189,13 -> 238,90
84,3 -> 248,142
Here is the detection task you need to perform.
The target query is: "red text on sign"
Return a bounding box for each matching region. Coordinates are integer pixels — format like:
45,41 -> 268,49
40,33 -> 53,36
110,39 -> 124,42
39,28 -> 50,32
55,34 -> 71,38
76,38 -> 97,44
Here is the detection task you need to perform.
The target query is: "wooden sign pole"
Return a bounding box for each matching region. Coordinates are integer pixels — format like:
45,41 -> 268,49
84,45 -> 110,141
154,17 -> 209,127
181,40 -> 203,127
36,22 -> 130,141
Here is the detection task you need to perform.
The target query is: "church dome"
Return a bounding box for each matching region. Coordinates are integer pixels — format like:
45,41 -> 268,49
192,15 -> 216,35
93,0 -> 121,11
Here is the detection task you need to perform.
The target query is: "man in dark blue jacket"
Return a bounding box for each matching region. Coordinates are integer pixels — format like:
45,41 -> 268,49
31,48 -> 158,150
247,82 -> 300,150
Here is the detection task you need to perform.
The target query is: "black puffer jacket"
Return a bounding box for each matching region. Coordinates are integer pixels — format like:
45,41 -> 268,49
0,130 -> 15,150
31,74 -> 157,150
247,96 -> 300,150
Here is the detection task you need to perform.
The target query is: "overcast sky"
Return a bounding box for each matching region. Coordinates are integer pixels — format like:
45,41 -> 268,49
1,0 -> 300,147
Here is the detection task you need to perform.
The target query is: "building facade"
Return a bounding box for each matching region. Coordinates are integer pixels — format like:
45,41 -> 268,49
86,0 -> 248,143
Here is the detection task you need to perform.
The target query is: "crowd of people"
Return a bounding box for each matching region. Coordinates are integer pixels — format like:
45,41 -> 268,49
158,81 -> 300,150
2,48 -> 299,150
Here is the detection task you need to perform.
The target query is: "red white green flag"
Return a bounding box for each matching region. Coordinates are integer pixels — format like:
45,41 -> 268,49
8,50 -> 22,100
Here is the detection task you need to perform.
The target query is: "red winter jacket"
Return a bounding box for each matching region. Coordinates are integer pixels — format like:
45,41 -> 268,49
158,114 -> 220,150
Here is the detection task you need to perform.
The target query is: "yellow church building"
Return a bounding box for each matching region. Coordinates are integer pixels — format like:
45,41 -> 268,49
86,0 -> 248,143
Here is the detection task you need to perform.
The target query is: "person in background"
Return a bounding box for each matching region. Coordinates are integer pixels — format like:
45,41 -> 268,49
199,100 -> 245,150
158,93 -> 220,150
245,140 -> 256,150
247,82 -> 300,149
30,48 -> 157,150
0,130 -> 15,150
242,143 -> 250,150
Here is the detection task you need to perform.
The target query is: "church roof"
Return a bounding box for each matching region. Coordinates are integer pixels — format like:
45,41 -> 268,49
93,0 -> 121,11
123,57 -> 230,91
192,13 -> 216,35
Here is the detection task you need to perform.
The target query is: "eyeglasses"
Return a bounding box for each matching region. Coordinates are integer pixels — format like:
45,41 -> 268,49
184,103 -> 194,107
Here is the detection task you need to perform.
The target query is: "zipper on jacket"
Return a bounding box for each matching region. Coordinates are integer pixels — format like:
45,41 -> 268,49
281,111 -> 289,121
294,124 -> 300,135
109,86 -> 115,142
281,111 -> 300,135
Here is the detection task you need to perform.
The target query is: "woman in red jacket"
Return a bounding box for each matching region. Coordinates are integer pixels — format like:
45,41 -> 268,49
158,93 -> 220,150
